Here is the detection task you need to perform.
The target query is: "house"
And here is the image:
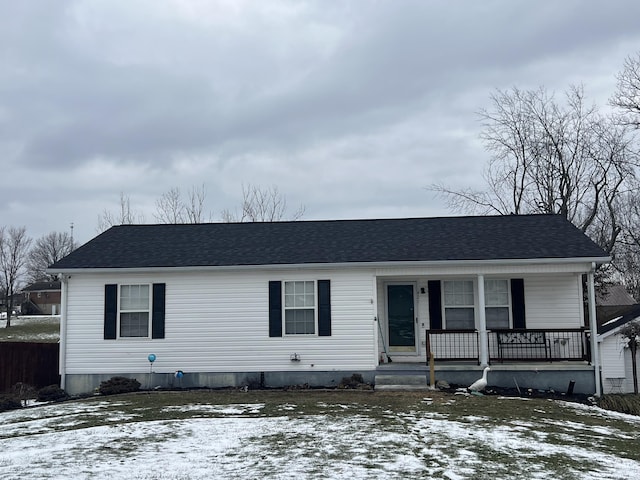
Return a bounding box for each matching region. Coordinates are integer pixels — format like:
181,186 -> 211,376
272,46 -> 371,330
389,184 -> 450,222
596,284 -> 637,324
47,214 -> 609,395
598,304 -> 640,394
21,281 -> 62,315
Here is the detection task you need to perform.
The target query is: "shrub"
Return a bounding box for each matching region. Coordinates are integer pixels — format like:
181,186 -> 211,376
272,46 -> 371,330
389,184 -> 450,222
98,376 -> 141,396
10,382 -> 37,406
37,384 -> 69,402
0,395 -> 22,412
338,373 -> 370,389
598,394 -> 640,416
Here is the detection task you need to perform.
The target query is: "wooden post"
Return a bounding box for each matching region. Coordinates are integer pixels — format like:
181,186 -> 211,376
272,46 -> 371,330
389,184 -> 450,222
429,351 -> 436,388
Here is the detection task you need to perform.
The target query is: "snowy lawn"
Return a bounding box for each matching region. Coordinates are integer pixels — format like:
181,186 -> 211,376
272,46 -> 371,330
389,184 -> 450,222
0,315 -> 60,342
1,390 -> 639,479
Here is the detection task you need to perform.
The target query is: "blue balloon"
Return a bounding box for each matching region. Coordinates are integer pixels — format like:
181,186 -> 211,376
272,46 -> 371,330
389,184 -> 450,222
175,370 -> 184,378
148,353 -> 156,363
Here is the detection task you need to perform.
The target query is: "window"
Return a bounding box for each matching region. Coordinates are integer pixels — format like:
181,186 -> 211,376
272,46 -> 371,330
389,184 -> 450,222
485,279 -> 510,330
269,280 -> 331,338
443,280 -> 475,329
284,281 -> 316,334
119,284 -> 150,337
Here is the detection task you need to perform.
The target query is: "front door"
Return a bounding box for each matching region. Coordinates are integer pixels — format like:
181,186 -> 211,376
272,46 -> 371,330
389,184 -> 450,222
387,284 -> 417,354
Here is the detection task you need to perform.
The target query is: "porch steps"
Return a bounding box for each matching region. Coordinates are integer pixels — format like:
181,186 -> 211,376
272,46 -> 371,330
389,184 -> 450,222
374,373 -> 430,391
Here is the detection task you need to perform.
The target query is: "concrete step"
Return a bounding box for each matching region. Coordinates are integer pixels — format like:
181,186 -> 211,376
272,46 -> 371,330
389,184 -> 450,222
374,374 -> 430,391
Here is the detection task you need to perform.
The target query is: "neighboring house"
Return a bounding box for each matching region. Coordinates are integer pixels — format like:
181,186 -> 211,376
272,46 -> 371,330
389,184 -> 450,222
598,304 -> 640,394
48,214 -> 609,396
1,293 -> 23,316
596,284 -> 637,324
21,281 -> 62,315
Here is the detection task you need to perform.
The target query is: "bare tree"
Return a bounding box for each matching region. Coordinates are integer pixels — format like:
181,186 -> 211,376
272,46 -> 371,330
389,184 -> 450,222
610,52 -> 640,296
155,187 -> 185,224
221,184 -> 305,223
154,184 -> 209,224
611,52 -> 640,129
614,186 -> 640,300
431,85 -> 638,255
185,184 -> 208,223
96,192 -> 145,233
620,320 -> 640,394
26,231 -> 77,283
0,227 -> 32,328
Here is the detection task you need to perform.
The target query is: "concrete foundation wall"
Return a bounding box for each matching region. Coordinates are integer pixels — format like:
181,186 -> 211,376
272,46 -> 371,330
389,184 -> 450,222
433,368 -> 595,394
64,370 -> 377,395
378,364 -> 597,395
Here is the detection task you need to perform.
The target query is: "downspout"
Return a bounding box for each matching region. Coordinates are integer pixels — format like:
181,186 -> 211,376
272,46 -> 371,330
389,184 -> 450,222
477,274 -> 489,366
372,274 -> 379,365
58,274 -> 68,390
587,263 -> 601,397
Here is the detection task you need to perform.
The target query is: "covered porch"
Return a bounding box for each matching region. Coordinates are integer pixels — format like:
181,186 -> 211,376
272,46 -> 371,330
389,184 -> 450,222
375,328 -> 594,393
374,265 -> 601,394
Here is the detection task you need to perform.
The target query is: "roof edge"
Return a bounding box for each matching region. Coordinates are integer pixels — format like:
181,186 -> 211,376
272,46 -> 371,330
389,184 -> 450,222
47,255 -> 611,275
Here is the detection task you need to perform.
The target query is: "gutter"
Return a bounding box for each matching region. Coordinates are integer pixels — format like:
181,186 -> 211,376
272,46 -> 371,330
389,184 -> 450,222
45,256 -> 612,276
587,263 -> 601,397
58,274 -> 68,390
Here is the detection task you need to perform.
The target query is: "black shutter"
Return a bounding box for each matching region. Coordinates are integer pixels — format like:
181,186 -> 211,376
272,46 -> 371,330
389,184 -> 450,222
511,278 -> 526,329
428,280 -> 442,330
269,281 -> 282,337
152,283 -> 166,339
104,284 -> 117,339
318,280 -> 331,336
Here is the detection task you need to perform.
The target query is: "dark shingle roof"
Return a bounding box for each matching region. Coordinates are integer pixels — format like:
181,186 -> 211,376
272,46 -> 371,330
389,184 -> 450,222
48,214 -> 609,270
596,284 -> 637,306
599,304 -> 640,335
23,281 -> 61,291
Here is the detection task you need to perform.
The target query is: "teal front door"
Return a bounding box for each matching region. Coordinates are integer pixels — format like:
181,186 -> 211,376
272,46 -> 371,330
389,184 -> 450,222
387,284 -> 417,353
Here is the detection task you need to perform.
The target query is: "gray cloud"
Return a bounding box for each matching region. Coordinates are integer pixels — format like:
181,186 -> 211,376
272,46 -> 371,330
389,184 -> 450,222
2,0 -> 640,243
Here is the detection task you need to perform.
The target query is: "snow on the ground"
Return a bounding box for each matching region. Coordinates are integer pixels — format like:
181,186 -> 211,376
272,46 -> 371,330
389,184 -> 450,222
0,315 -> 60,341
0,399 -> 639,479
0,315 -> 59,326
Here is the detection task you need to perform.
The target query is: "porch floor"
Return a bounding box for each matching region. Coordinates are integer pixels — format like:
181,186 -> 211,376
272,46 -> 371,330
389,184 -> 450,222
376,361 -> 592,372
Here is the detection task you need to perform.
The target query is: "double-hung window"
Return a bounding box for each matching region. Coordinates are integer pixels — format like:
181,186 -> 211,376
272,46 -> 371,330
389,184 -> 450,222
119,284 -> 151,337
284,281 -> 316,334
443,280 -> 475,329
485,279 -> 510,330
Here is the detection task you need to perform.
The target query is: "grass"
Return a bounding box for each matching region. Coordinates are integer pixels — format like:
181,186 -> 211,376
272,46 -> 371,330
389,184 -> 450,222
1,389 -> 640,479
0,315 -> 60,342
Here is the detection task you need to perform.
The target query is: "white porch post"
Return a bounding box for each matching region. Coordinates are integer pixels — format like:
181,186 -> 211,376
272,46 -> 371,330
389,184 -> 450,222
587,265 -> 601,397
477,274 -> 489,366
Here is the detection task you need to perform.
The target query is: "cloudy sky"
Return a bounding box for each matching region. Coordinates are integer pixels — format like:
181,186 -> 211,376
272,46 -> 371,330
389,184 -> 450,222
3,1 -> 640,244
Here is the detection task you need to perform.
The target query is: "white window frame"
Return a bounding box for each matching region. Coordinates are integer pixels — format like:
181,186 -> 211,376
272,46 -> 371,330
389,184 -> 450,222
283,280 -> 317,335
118,284 -> 151,338
443,279 -> 476,330
484,278 -> 511,330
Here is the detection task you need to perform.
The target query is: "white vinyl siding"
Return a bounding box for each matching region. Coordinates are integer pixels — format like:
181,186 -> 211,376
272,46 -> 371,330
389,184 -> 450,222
600,332 -> 640,394
63,269 -> 377,375
523,275 -> 583,329
62,268 -> 588,378
600,334 -> 627,378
